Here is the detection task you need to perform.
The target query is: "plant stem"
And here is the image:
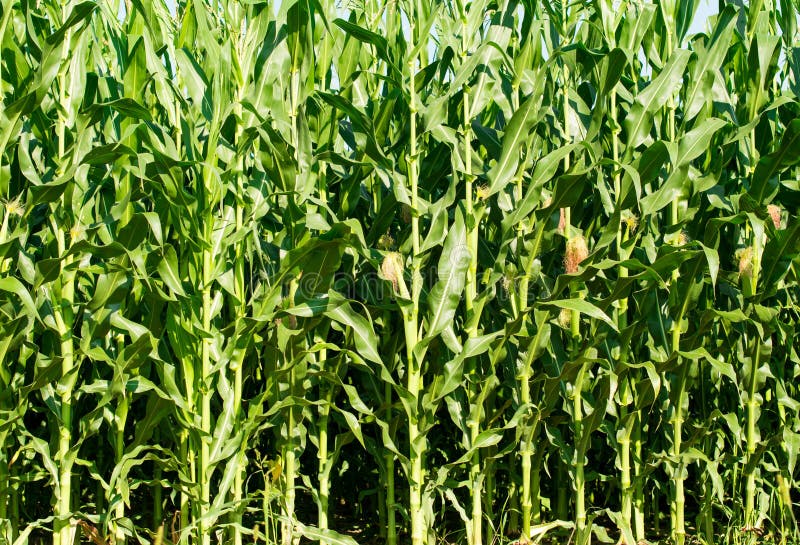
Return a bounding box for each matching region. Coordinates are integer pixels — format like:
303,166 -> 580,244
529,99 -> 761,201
115,359 -> 129,545
0,313 -> 10,525
172,94 -> 185,545
633,419 -> 644,539
612,89 -> 638,533
385,378 -> 397,545
621,430 -> 632,523
318,354 -> 332,536
280,34 -> 303,545
154,432 -> 162,531
574,361 -> 588,542
484,440 -> 496,545
745,337 -> 762,525
407,35 -> 425,545
180,430 -> 190,545
200,240 -> 212,545
231,89 -> 247,545
53,21 -> 76,540
462,26 -> 483,543
519,221 -> 545,535
196,134 -> 218,544
665,24 -> 685,545
54,239 -> 75,545
10,460 -> 19,541
670,361 -> 688,545
283,367 -> 297,545
0,448 -> 7,526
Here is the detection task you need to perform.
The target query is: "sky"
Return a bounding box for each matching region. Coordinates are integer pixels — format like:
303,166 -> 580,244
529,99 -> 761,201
160,0 -> 720,36
156,0 -> 723,89
688,0 -> 720,36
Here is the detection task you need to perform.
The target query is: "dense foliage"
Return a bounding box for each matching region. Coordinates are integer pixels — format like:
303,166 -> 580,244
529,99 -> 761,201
1,0 -> 800,544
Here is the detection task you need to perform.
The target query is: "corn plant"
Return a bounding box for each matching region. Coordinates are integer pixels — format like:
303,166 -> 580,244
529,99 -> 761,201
2,1 -> 800,545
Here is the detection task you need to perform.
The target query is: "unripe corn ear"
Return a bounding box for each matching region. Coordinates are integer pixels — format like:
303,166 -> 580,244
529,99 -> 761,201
503,263 -> 518,294
558,308 -> 572,329
565,235 -> 588,274
777,474 -> 792,508
767,204 -> 781,229
738,246 -> 755,278
381,252 -> 406,295
558,208 -> 567,234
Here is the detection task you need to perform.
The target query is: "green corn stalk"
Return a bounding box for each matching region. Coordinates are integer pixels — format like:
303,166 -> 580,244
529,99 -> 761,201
743,239 -> 763,530
555,4 -> 592,535
113,334 -> 130,545
462,32 -> 484,545
559,17 -> 590,536
518,220 -> 547,536
0,208 -> 11,536
282,288 -> 301,545
384,379 -> 397,545
2,0 -> 800,543
317,347 -> 332,536
597,2 -> 638,529
153,429 -> 163,531
230,138 -> 247,545
375,312 -> 400,545
282,2 -> 312,540
663,11 -> 686,542
228,2 -> 254,537
406,44 -> 425,545
612,81 -> 636,538
198,97 -> 219,545
52,15 -> 81,544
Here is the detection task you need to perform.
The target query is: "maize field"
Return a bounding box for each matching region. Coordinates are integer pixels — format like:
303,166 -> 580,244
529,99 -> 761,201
1,0 -> 800,544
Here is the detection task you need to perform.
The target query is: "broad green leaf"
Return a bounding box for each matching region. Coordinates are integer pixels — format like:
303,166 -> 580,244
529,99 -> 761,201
295,523 -> 361,545
677,118 -> 727,167
538,298 -> 618,332
157,245 -> 185,297
624,49 -> 691,149
750,119 -> 800,202
324,291 -> 382,365
425,209 -> 469,340
486,87 -> 545,197
683,5 -> 738,120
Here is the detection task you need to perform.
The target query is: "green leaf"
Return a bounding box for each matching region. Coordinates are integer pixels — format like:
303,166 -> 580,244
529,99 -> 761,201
750,119 -> 800,202
0,278 -> 37,320
487,87 -> 545,197
502,144 -> 579,232
760,220 -> 800,294
683,5 -> 738,120
88,98 -> 153,121
46,2 -> 97,46
538,298 -> 618,332
677,118 -> 727,167
325,292 -> 382,365
333,18 -> 391,68
157,245 -> 185,297
624,49 -> 691,149
425,209 -> 469,340
295,523 -> 361,545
